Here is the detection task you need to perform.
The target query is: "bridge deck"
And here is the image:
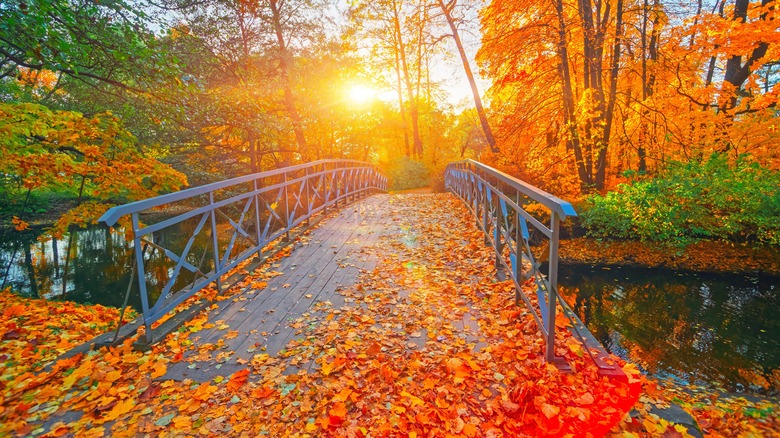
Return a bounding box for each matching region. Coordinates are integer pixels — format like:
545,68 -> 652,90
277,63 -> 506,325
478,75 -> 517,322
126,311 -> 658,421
165,193 -> 483,381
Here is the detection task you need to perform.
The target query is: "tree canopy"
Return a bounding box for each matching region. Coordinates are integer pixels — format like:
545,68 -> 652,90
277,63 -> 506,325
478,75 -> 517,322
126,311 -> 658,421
0,0 -> 778,241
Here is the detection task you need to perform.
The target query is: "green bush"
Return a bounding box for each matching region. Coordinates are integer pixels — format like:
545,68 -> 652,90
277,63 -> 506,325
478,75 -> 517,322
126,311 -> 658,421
580,153 -> 780,245
386,156 -> 430,191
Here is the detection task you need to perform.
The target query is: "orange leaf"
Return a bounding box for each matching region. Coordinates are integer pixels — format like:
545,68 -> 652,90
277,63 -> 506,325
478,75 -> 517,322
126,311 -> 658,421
330,402 -> 347,419
541,403 -> 560,419
574,392 -> 595,406
102,398 -> 134,422
150,362 -> 167,379
227,368 -> 250,392
251,385 -> 275,399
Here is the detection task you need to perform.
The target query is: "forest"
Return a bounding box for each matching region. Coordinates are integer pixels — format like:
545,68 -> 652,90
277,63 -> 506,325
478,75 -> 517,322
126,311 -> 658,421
1,1 -> 779,437
1,0 -> 779,240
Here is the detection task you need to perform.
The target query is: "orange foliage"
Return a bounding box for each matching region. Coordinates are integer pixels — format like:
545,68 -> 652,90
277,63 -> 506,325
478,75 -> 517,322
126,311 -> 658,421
0,102 -> 187,237
478,0 -> 780,196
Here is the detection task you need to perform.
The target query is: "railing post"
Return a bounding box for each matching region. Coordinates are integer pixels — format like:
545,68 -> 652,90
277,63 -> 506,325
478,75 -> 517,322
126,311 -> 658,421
545,212 -> 561,363
495,207 -> 503,271
132,213 -> 153,344
304,167 -> 311,227
253,179 -> 262,258
482,189 -> 490,246
514,212 -> 521,305
283,172 -> 290,241
334,166 -> 340,209
209,191 -> 222,292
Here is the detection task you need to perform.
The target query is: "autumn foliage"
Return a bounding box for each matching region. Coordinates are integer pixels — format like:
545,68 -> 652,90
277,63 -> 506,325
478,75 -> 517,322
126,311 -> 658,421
1,194 -> 778,436
0,102 -> 186,236
478,0 -> 779,196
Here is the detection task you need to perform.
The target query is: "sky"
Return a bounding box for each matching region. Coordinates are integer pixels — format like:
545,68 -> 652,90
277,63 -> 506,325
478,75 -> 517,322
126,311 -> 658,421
335,0 -> 492,109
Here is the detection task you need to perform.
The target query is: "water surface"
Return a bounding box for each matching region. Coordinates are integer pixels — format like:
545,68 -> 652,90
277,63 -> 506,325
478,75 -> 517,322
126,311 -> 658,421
557,263 -> 778,394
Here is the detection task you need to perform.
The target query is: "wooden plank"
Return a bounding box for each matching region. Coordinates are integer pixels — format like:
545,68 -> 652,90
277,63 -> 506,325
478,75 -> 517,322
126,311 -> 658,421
193,196 -> 387,357
193,205 -> 359,343
259,203 -> 391,356
228,198 -> 388,357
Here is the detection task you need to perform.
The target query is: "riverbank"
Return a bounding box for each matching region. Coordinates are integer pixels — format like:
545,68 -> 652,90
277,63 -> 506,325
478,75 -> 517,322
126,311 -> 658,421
560,237 -> 780,276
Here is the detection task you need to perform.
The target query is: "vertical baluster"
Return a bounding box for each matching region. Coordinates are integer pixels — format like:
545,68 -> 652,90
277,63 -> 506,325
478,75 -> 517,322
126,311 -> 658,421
304,167 -> 311,227
546,212 -> 560,363
209,192 -> 222,293
495,198 -> 503,271
253,179 -> 262,258
322,163 -> 328,215
132,214 -> 153,344
283,172 -> 290,241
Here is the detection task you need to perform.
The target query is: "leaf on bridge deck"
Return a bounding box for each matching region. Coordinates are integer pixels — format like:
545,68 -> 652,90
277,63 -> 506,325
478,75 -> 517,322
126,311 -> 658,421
226,368 -> 250,392
0,194 -> 776,437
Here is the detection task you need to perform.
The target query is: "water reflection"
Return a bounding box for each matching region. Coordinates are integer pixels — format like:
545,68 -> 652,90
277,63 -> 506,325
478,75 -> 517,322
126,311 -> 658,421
0,219 -> 211,310
557,264 -> 779,394
1,227 -> 135,307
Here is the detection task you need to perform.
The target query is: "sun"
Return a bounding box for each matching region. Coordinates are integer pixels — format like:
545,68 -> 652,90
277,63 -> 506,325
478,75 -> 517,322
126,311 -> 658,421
347,84 -> 374,104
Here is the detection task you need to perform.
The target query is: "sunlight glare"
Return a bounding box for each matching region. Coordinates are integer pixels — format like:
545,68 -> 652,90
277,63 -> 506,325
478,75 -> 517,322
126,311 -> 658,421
348,84 -> 374,104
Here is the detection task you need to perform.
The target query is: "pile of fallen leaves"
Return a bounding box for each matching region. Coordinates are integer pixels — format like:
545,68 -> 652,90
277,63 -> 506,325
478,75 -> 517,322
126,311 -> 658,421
560,237 -> 780,275
616,377 -> 779,437
0,194 -> 776,437
0,289 -> 133,390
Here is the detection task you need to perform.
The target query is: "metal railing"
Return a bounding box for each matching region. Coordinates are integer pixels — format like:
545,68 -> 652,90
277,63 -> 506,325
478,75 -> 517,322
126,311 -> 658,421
445,160 -> 577,363
100,160 -> 387,343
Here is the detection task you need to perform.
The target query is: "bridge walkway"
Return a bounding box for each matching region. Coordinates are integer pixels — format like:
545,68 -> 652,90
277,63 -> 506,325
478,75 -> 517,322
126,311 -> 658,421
164,193 -> 483,381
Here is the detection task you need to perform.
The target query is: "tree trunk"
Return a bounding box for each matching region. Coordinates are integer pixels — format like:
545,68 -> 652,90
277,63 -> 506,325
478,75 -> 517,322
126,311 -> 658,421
555,0 -> 592,191
392,0 -> 423,159
394,50 -> 411,157
268,0 -> 307,162
438,0 -> 498,153
722,0 -> 772,111
414,0 -> 426,158
23,244 -> 39,298
595,0 -> 624,190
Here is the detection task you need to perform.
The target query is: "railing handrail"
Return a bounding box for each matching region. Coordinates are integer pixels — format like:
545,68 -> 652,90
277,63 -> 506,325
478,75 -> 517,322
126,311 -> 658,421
99,159 -> 380,227
447,160 -> 577,220
101,159 -> 386,345
444,160 -> 572,364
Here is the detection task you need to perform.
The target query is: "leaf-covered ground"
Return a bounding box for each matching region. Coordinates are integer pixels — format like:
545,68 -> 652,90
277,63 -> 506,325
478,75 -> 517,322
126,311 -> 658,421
0,194 -> 776,437
560,237 -> 780,276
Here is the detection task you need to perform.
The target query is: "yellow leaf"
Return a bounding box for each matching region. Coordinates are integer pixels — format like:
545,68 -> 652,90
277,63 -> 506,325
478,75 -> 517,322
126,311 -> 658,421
150,363 -> 167,379
541,403 -> 560,419
401,391 -> 425,407
321,360 -> 334,376
103,398 -> 135,422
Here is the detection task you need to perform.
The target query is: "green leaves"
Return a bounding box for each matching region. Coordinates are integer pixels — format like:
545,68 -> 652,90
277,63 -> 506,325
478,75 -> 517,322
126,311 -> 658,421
0,0 -> 179,96
580,153 -> 780,245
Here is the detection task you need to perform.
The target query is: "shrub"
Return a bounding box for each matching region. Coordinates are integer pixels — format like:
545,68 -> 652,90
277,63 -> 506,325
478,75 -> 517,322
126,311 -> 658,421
386,156 -> 430,191
580,153 -> 780,245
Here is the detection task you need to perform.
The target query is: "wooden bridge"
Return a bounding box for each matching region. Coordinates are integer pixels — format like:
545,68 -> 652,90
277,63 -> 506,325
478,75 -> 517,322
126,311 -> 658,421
97,160 -> 620,381
8,160 -> 645,437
